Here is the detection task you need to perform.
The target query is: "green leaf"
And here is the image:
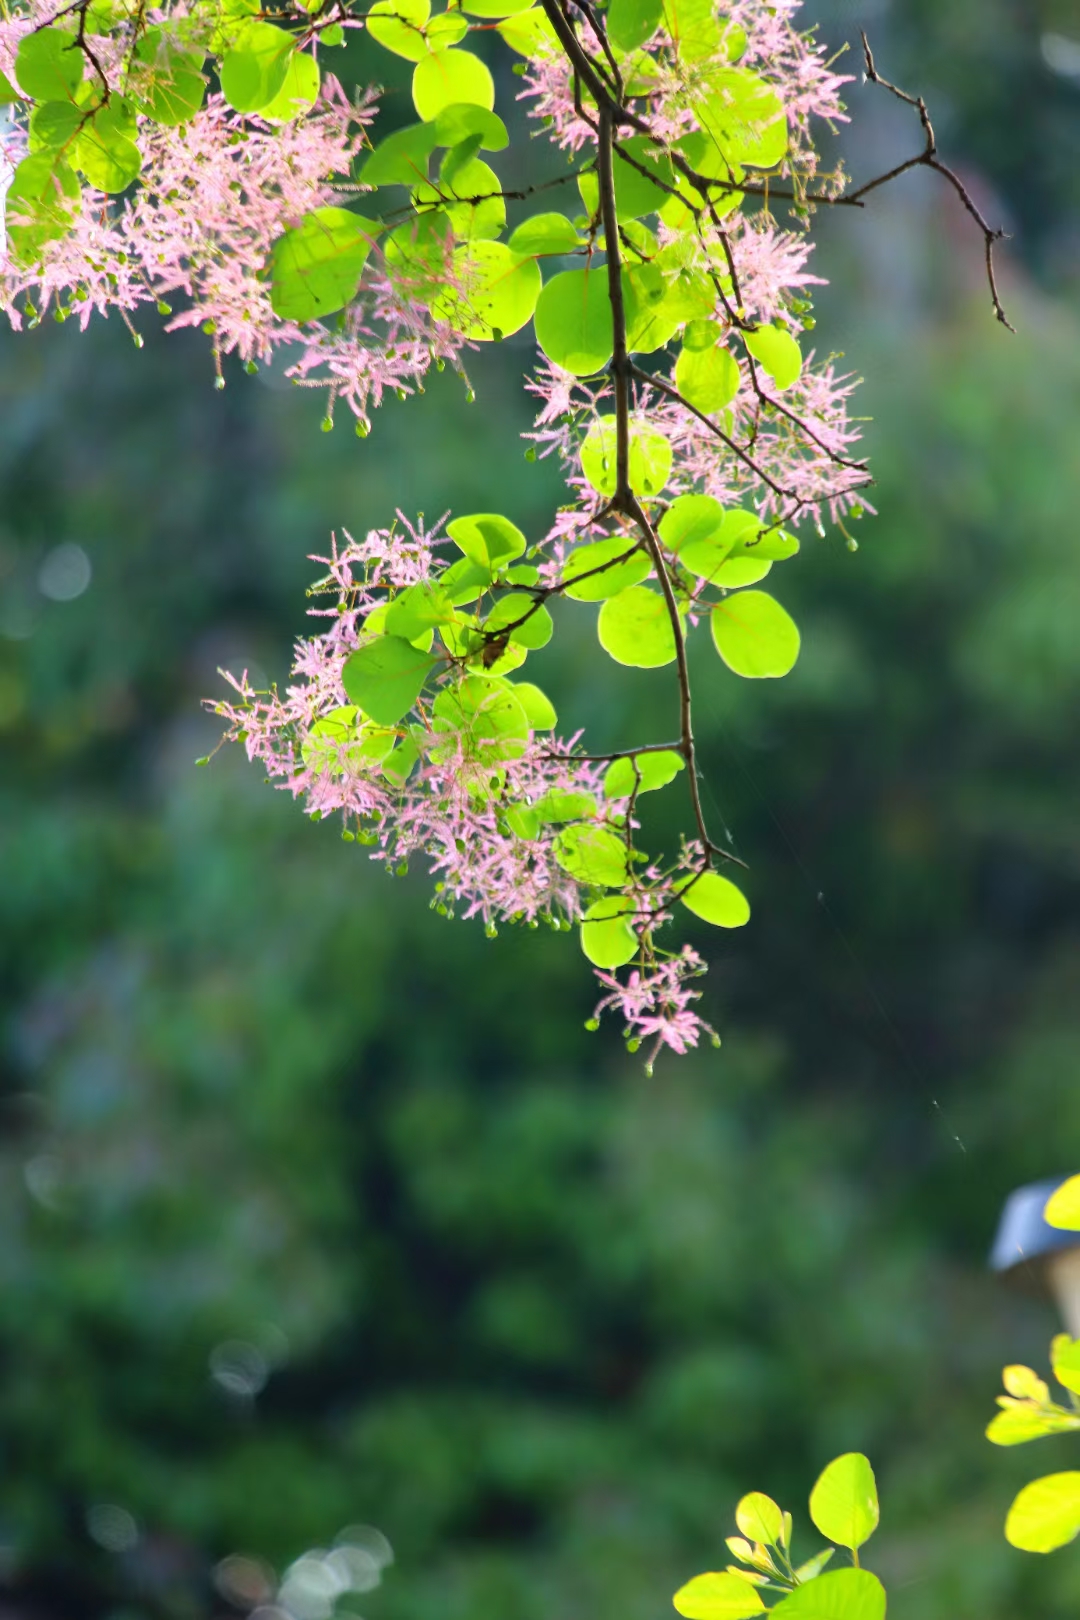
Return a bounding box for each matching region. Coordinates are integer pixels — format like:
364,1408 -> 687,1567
661,0 -> 719,62
809,1455 -> 879,1552
342,636 -> 437,724
680,871 -> 750,928
441,555 -> 492,604
793,1550 -> 836,1583
268,208 -> 382,322
414,153 -> 505,241
534,267 -> 614,375
0,69 -> 22,103
508,212 -> 581,256
676,341 -> 740,413
426,12 -> 471,48
535,790 -> 598,822
697,67 -> 787,169
564,537 -> 651,602
496,7 -> 559,54
598,586 -> 680,668
76,101 -> 142,193
1006,1472 -> 1080,1553
360,122 -> 439,187
612,135 -> 674,219
446,512 -> 527,568
1053,1335 -> 1080,1394
431,242 -> 541,339
506,804 -> 540,839
1045,1175 -> 1080,1230
412,48 -> 494,120
987,1406 -> 1080,1446
461,0 -> 534,15
711,591 -> 800,679
607,0 -> 663,52
15,27 -> 83,102
735,1493 -> 783,1544
483,593 -> 552,648
553,824 -> 629,888
604,750 -> 684,797
679,511 -> 764,585
509,681 -> 557,729
580,895 -> 639,969
744,324 -> 802,389
302,706 -> 396,773
384,582 -> 455,640
433,102 -> 509,150
624,262 -> 682,354
659,493 -> 726,553
131,28 -> 206,125
385,212 -> 454,303
672,1572 -> 766,1620
581,416 -> 672,497
433,675 -> 530,760
5,152 -> 80,266
220,22 -> 295,112
260,49 -> 320,121
28,100 -> 82,154
383,733 -> 420,785
768,1571 -> 886,1620
367,0 -> 430,61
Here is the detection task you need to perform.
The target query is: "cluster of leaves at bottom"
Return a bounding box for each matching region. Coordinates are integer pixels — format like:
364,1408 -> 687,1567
673,1453 -> 884,1620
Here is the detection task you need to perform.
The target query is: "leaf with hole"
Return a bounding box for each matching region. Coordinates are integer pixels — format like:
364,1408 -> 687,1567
553,824 -> 629,887
581,416 -> 671,497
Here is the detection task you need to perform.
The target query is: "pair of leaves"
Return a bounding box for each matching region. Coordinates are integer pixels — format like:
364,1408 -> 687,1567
674,1571 -> 884,1620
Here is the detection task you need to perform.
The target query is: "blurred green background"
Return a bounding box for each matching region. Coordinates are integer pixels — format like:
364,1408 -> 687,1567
2,0 -> 1080,1615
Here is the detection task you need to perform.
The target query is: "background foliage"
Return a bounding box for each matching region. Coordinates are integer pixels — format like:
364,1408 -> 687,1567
1,0 -> 1080,1615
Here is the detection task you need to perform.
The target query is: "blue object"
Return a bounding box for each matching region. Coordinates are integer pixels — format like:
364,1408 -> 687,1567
990,1177 -> 1080,1277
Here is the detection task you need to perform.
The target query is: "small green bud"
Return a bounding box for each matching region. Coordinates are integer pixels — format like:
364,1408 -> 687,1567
524,446 -> 536,462
157,300 -> 172,315
213,374 -> 225,390
321,415 -> 334,432
245,360 -> 258,375
202,318 -> 217,335
584,1017 -> 600,1031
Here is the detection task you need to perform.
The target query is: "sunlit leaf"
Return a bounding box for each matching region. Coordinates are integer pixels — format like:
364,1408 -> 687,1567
15,27 -> 83,102
1006,1472 -> 1080,1553
607,0 -> 663,53
581,415 -> 672,497
604,750 -> 685,797
769,1570 -> 886,1620
446,512 -> 527,568
580,895 -> 639,969
220,22 -> 294,112
367,0 -> 430,61
598,586 -> 680,668
342,635 -> 438,724
711,591 -> 800,679
432,242 -> 541,339
1045,1175 -> 1080,1230
534,267 -> 614,375
267,208 -> 382,322
508,212 -> 581,256
673,1571 -> 766,1620
553,824 -> 629,887
563,537 -> 651,601
483,592 -> 553,648
509,681 -> 557,729
412,48 -> 494,120
744,323 -> 802,390
809,1454 -> 879,1552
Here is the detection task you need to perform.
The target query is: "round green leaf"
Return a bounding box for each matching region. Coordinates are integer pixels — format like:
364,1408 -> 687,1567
697,67 -> 787,169
483,592 -> 552,648
1006,1473 -> 1080,1553
1045,1175 -> 1080,1231
624,262 -> 682,354
415,154 -> 505,241
426,12 -> 470,48
412,48 -> 494,120
535,790 -> 598,823
496,7 -> 559,54
612,135 -> 674,220
534,267 -> 613,375
554,824 -> 629,888
446,512 -> 526,568
433,102 -> 509,150
367,0 -> 430,61
580,896 -> 639,969
432,242 -> 541,340
302,706 -> 396,773
744,323 -> 802,390
672,1572 -> 765,1620
76,102 -> 142,193
659,493 -> 725,553
679,511 -> 761,585
607,0 -> 664,52
461,0 -> 534,15
809,1454 -> 879,1552
131,28 -> 206,125
603,750 -> 684,797
342,635 -> 437,724
220,22 -> 294,112
15,27 -> 83,102
735,1492 -> 783,1543
508,212 -> 581,257
1053,1334 -> 1080,1395
384,581 -> 454,640
680,870 -> 750,927
711,591 -> 800,679
563,537 -> 651,601
509,681 -> 557,730
28,100 -> 82,154
5,152 -> 80,265
361,122 -> 438,187
768,1571 -> 886,1620
661,0 -> 719,61
260,49 -> 319,120
268,207 -> 382,322
676,341 -> 740,412
598,586 -> 680,668
581,416 -> 672,497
